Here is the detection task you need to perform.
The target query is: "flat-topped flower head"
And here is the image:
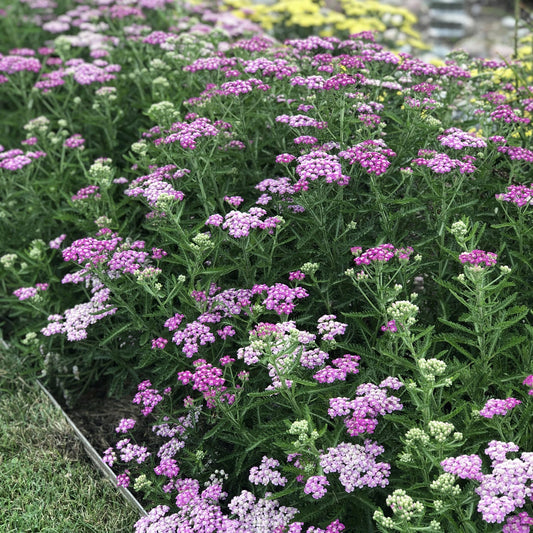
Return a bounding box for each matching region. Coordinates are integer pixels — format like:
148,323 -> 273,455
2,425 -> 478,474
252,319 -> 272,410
459,249 -> 497,268
496,184 -> 533,207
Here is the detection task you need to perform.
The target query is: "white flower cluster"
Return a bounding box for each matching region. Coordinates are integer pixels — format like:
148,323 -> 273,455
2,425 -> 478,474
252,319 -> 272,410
430,473 -> 461,496
386,489 -> 424,521
418,358 -> 447,380
387,300 -> 419,327
428,421 -> 455,443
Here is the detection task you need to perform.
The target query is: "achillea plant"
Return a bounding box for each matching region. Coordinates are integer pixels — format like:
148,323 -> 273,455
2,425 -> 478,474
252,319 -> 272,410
1,0 -> 532,531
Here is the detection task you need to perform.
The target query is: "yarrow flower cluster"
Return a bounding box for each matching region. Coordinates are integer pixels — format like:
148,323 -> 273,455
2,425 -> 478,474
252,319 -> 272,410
339,139 -> 396,176
441,440 -> 533,524
248,456 -> 287,487
205,207 -> 283,238
13,283 -> 49,301
437,127 -> 487,150
412,149 -> 476,174
352,243 -> 414,266
478,397 -> 521,419
459,249 -> 498,268
496,184 -> 533,207
320,440 -> 391,492
327,381 -> 403,437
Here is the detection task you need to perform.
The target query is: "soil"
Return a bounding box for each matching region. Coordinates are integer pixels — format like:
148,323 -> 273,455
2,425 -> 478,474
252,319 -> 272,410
64,387 -> 141,455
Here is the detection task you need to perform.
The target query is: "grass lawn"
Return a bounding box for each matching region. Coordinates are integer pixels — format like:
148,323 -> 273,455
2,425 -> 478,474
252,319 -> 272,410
0,347 -> 140,532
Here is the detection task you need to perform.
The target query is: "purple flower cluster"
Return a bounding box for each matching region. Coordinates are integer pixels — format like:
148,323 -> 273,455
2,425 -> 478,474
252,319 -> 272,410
157,117 -> 228,150
523,375 -> 533,395
304,475 -> 329,499
458,249 -> 498,268
496,184 -> 533,207
115,418 -> 136,433
339,139 -> 396,176
125,164 -> 187,209
442,440 -> 533,524
248,456 -> 287,487
276,114 -> 328,129
177,358 -> 231,408
0,54 -> 41,75
49,234 -> 67,249
0,147 -> 46,170
194,77 -> 270,103
62,232 -> 150,276
441,454 -> 484,481
71,185 -> 101,201
352,243 -> 413,266
13,283 -> 48,301
316,314 -> 347,341
63,134 -> 85,149
132,380 -> 165,416
253,283 -> 309,315
503,512 -> 533,533
312,354 -> 360,384
437,127 -> 487,150
205,207 -> 283,238
479,397 -> 521,419
498,144 -> 533,162
41,288 -> 117,341
151,337 -> 168,349
134,484 -> 305,533
320,440 -> 390,492
294,150 -> 350,190
490,104 -> 530,124
412,150 -> 476,174
117,439 -> 151,464
327,382 -> 403,437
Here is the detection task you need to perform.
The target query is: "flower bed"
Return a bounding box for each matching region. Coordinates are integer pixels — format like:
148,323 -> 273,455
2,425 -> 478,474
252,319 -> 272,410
1,0 -> 533,532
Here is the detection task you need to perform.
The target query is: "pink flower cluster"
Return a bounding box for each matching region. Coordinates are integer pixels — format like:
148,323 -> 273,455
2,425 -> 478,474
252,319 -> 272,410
205,207 -> 283,238
49,234 -> 67,249
253,283 -> 309,315
177,358 -> 232,408
13,283 -> 48,301
319,440 -> 391,492
0,54 -> 41,74
132,380 -> 165,416
71,185 -> 101,201
62,233 -> 149,275
157,117 -> 228,150
63,134 -> 85,149
327,382 -> 403,436
437,127 -> 487,150
496,184 -> 533,207
275,114 -> 327,129
442,441 -> 533,524
479,397 -> 521,419
459,249 -> 498,268
295,150 -> 350,189
503,512 -> 533,533
0,147 -> 46,170
304,475 -> 329,499
125,164 -> 187,208
249,456 -> 287,487
313,354 -> 360,384
115,418 -> 136,433
41,288 -> 117,341
352,243 -> 413,266
490,104 -> 530,124
497,144 -> 533,162
412,150 -> 477,174
316,314 -> 347,341
339,139 -> 396,176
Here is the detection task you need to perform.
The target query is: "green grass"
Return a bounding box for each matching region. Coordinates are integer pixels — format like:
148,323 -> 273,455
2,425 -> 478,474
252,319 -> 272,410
0,347 -> 140,532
